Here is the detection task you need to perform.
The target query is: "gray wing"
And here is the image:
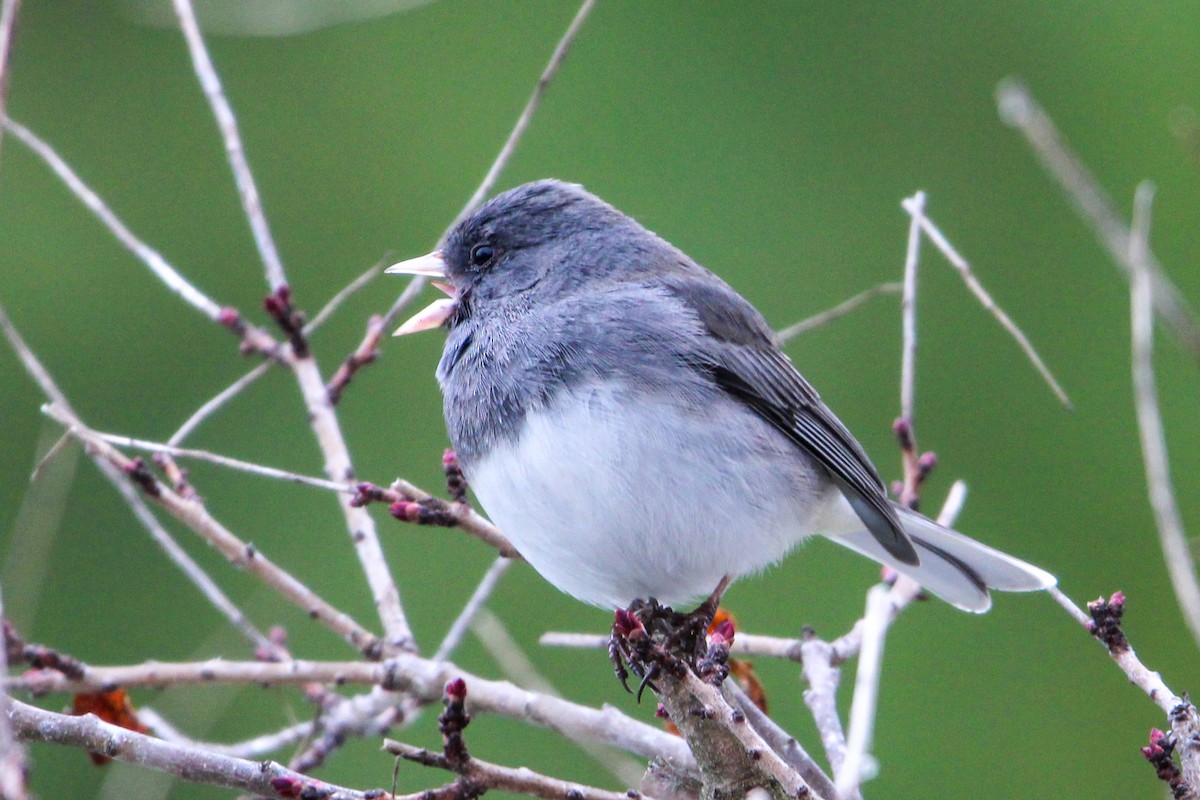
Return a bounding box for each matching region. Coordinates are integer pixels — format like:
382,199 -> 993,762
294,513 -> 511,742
660,271 -> 919,565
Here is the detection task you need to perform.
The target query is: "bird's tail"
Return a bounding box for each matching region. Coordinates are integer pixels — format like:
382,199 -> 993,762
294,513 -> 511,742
825,503 -> 1055,613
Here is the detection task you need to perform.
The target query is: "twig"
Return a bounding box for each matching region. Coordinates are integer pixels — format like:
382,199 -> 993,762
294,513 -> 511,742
900,191 -> 924,425
95,453 -> 273,652
9,654 -> 697,770
1127,181 -> 1200,651
169,361 -> 272,446
170,264 -> 379,446
0,589 -> 29,800
171,0 -> 285,292
0,0 -> 21,163
776,282 -> 902,343
8,376 -> 377,657
371,0 -> 599,371
9,699 -> 373,799
1,119 -> 230,324
450,0 -> 598,229
996,78 -> 1200,362
469,609 -> 647,788
835,585 -> 890,799
385,479 -> 519,558
433,557 -> 512,663
900,196 -> 1071,407
69,422 -> 352,495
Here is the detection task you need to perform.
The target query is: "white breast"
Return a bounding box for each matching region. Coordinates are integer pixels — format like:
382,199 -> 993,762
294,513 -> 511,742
464,382 -> 833,608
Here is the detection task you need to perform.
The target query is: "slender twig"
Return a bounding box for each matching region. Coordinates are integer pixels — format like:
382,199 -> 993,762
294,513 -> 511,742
374,0 -> 598,347
9,699 -> 372,800
384,738 -> 644,800
9,655 -> 697,770
722,681 -> 837,800
171,0 -> 285,291
900,196 -> 1071,407
450,0 -> 598,230
996,78 -> 1200,362
777,282 -> 902,343
1127,182 -> 1200,651
1,119 -> 230,323
0,0 -> 21,163
97,456 -> 273,651
171,264 -> 379,446
433,557 -> 513,663
900,191 -> 924,425
70,423 -> 352,495
169,361 -> 272,446
835,585 -> 890,799
469,609 -> 647,788
0,589 -> 29,800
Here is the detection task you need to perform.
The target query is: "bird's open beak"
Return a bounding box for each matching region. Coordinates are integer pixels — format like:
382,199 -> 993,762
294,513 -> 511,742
385,251 -> 457,336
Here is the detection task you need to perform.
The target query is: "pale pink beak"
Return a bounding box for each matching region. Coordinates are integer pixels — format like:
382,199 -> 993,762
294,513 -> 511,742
385,251 -> 457,335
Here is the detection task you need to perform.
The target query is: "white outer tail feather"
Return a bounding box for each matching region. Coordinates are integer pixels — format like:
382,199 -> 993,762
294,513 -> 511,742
826,504 -> 1056,613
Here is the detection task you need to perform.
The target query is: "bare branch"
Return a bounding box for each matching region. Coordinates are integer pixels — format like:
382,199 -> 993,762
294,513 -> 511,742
171,0 -> 286,291
10,655 -> 697,770
997,78 -> 1200,361
776,282 -> 902,344
9,699 -> 373,799
900,191 -> 925,424
171,264 -> 380,446
900,196 -> 1071,407
433,557 -> 513,663
450,0 -> 598,229
835,584 -> 891,799
70,421 -> 351,495
1127,181 -> 1200,651
1,119 -> 229,323
385,737 -> 645,800
0,589 -> 29,800
0,0 -> 21,163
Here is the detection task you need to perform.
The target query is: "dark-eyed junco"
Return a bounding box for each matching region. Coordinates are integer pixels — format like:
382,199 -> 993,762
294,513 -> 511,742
387,180 -> 1054,612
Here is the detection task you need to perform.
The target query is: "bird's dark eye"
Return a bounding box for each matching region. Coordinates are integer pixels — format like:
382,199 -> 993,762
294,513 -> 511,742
469,244 -> 494,267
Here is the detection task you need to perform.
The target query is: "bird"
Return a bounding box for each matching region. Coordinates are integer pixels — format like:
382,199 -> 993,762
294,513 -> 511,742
386,179 -> 1054,615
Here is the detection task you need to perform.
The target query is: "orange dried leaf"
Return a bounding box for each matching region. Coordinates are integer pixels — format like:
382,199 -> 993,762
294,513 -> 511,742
72,689 -> 149,765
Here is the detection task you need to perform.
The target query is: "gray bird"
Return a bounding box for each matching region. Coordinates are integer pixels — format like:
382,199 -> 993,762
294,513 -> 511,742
387,180 -> 1054,613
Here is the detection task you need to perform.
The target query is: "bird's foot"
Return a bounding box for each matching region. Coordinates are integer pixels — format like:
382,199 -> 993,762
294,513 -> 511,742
608,577 -> 734,698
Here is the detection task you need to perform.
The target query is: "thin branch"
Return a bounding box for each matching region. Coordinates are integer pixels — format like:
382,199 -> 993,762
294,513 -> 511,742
450,0 -> 598,230
72,422 -> 352,495
433,557 -> 513,663
170,264 -> 379,446
169,361 -> 272,446
385,738 -> 646,800
469,609 -> 647,789
900,196 -> 1071,408
900,191 -> 925,425
372,0 -> 598,360
835,585 -> 891,799
996,78 -> 1200,362
9,655 -> 697,770
95,454 -> 273,652
1127,181 -> 1200,651
0,0 -> 21,163
1,119 -> 228,323
9,699 -> 373,799
171,0 -> 285,291
0,589 -> 29,800
776,282 -> 902,344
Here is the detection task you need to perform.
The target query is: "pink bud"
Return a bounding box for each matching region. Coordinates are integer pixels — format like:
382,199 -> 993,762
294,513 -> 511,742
445,677 -> 468,701
655,704 -> 670,719
270,776 -> 303,798
218,307 -> 241,327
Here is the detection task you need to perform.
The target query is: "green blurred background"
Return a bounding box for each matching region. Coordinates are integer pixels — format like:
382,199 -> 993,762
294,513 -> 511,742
2,1 -> 1199,797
